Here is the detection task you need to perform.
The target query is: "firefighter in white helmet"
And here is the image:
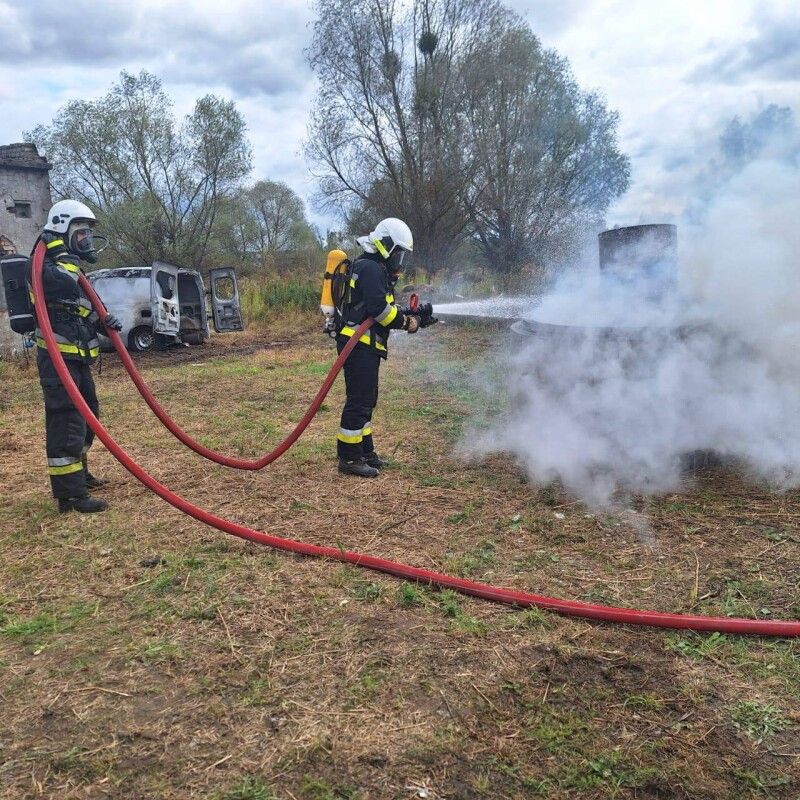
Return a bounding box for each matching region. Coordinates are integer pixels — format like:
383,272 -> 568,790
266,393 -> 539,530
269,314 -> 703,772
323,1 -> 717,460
335,217 -> 425,477
29,200 -> 121,512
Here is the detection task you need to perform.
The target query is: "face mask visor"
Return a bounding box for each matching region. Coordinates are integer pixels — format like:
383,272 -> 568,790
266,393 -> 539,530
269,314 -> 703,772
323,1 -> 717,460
388,246 -> 408,276
69,224 -> 108,264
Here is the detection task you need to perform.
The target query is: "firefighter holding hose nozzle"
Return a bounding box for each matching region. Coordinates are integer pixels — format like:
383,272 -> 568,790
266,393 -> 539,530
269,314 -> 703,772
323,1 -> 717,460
28,200 -> 121,513
322,218 -> 437,477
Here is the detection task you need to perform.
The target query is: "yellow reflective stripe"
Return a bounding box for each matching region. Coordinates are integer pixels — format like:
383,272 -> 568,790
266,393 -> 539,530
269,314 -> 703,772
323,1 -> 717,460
57,260 -> 81,274
376,304 -> 398,325
29,290 -> 36,305
46,239 -> 65,250
48,461 -> 84,476
349,278 -> 356,288
337,430 -> 363,444
339,327 -> 386,351
372,238 -> 389,258
363,425 -> 372,436
75,305 -> 92,318
36,337 -> 99,358
386,294 -> 394,303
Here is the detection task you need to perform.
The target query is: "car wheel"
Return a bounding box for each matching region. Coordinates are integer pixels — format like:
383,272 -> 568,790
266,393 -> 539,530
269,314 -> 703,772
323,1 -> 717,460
129,326 -> 154,352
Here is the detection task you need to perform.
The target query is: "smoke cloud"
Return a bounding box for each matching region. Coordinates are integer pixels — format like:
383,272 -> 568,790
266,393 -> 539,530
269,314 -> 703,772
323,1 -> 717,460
461,117 -> 800,505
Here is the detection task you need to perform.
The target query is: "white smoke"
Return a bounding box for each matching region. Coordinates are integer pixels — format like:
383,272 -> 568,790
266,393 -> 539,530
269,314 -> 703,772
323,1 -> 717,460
462,129 -> 800,505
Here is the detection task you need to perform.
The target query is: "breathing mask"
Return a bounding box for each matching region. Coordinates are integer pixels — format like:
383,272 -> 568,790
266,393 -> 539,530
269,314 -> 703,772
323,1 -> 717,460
68,223 -> 108,264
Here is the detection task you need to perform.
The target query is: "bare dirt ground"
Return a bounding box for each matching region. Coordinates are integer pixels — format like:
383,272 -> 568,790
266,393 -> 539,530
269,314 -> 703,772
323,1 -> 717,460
1,321 -> 798,799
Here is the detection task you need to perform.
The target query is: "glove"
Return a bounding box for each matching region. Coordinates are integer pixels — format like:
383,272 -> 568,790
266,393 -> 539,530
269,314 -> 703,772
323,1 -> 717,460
104,313 -> 123,332
405,315 -> 420,333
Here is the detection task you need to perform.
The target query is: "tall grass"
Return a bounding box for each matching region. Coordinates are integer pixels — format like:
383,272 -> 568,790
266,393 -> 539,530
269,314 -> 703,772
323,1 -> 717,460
240,275 -> 319,329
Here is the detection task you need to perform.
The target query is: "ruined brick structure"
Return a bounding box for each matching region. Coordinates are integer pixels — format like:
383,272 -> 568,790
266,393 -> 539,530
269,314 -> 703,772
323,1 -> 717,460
0,143 -> 51,356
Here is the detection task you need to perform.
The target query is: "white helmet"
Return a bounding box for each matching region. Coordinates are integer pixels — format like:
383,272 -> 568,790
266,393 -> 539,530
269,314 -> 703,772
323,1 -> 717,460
44,199 -> 104,263
370,217 -> 413,255
44,199 -> 97,234
360,217 -> 413,273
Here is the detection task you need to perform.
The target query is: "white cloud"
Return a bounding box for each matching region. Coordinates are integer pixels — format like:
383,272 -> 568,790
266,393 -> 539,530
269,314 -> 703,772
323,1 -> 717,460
1,0 -> 798,236
519,0 -> 800,225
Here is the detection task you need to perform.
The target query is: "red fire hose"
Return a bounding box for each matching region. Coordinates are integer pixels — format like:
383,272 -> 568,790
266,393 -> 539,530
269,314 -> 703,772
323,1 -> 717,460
33,242 -> 800,636
78,273 -> 369,469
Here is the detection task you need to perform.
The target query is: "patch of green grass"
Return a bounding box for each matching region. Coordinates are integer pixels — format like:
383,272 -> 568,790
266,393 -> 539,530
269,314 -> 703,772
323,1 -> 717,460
623,694 -> 663,712
453,614 -> 488,636
241,678 -> 271,708
525,706 -> 590,755
1,601 -> 96,645
299,361 -> 330,376
432,590 -> 487,635
417,475 -> 458,488
665,631 -> 729,661
397,581 -> 424,608
509,607 -> 552,630
213,776 -> 278,800
518,550 -> 560,571
715,578 -> 773,618
731,768 -> 792,794
453,539 -> 496,577
241,276 -> 319,324
437,589 -> 461,618
351,581 -> 382,602
563,752 -> 654,792
729,700 -> 791,743
130,638 -> 184,665
300,775 -> 357,800
48,745 -> 109,782
149,568 -> 181,594
349,660 -> 388,704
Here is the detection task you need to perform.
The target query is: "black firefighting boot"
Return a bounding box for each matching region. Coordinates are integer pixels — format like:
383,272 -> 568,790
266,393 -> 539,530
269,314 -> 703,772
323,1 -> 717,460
83,456 -> 108,489
338,458 -> 380,478
58,495 -> 109,514
363,452 -> 388,470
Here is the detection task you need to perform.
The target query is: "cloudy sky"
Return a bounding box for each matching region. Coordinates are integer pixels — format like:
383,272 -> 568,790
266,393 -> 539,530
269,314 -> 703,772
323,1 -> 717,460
1,0 -> 798,232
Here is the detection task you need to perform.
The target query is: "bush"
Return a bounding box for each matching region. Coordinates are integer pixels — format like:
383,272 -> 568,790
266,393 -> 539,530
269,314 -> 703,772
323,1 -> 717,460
241,275 -> 319,328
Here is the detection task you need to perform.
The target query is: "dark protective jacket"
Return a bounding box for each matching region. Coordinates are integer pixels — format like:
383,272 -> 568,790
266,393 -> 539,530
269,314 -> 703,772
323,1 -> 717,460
28,235 -> 100,362
336,251 -> 406,358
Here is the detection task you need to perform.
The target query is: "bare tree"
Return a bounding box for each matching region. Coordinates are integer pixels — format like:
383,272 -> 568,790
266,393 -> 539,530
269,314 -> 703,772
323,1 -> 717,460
27,71 -> 252,267
306,0 -> 500,274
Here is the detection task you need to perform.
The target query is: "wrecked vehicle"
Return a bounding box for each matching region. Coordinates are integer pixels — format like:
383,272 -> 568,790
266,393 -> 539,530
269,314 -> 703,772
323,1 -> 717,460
87,263 -> 244,351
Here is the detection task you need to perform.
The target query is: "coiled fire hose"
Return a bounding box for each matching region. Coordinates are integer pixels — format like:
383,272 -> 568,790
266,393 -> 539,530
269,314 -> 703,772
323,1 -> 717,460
33,242 -> 800,636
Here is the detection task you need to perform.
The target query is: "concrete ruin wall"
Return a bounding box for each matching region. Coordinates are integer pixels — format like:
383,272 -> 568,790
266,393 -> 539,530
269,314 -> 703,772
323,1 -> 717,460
0,143 -> 51,357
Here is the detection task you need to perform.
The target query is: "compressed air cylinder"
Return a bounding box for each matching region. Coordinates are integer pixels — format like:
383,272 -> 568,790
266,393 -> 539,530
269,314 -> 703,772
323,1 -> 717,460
1,255 -> 36,333
320,249 -> 348,316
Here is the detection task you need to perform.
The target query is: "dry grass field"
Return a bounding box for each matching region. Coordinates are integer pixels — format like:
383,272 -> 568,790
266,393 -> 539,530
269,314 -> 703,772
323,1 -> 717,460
1,320 -> 799,799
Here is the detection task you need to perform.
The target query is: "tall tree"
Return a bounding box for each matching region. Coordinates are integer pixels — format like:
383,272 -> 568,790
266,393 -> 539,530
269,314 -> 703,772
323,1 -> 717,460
306,0 -> 499,274
210,181 -> 320,273
247,180 -> 317,259
463,14 -> 630,278
307,0 -> 629,281
27,71 -> 252,267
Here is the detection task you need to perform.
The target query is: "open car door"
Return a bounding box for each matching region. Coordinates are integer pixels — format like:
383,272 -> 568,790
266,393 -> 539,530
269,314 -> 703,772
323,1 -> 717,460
150,262 -> 181,338
208,268 -> 244,332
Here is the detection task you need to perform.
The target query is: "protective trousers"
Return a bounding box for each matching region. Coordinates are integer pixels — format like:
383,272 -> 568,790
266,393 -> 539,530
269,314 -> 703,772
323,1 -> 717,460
36,349 -> 99,499
336,340 -> 380,460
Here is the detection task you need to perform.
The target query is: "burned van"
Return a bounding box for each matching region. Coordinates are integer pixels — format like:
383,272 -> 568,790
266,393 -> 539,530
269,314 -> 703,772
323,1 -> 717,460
87,263 -> 243,351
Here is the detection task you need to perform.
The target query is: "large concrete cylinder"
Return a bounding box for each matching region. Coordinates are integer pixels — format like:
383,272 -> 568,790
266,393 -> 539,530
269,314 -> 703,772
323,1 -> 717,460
599,224 -> 677,300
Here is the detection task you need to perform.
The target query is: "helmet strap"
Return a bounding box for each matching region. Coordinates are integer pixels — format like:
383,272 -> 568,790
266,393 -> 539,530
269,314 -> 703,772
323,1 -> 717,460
372,238 -> 390,259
